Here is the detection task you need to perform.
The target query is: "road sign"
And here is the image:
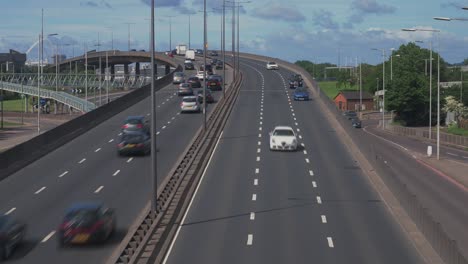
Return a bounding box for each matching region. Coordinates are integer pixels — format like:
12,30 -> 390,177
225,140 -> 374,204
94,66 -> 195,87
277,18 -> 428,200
40,98 -> 46,106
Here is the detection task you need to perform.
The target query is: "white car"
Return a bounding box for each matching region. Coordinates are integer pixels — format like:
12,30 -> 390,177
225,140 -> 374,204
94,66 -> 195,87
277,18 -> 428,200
184,59 -> 192,64
180,96 -> 201,113
196,71 -> 206,80
266,61 -> 279,70
269,126 -> 298,151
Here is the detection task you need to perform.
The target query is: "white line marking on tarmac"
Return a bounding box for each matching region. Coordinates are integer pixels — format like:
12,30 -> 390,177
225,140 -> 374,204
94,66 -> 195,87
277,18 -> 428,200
256,156 -> 260,162
163,131 -> 224,263
250,212 -> 255,220
127,158 -> 133,163
118,133 -> 122,136
162,126 -> 167,129
327,237 -> 334,248
78,158 -> 86,164
292,113 -> 295,116
168,121 -> 171,124
58,171 -> 68,178
463,156 -> 468,159
95,148 -> 101,152
156,131 -> 160,135
301,143 -> 305,147
305,158 -> 310,163
297,128 -> 300,132
258,141 -> 261,146
321,215 -> 327,223
309,170 -> 314,176
447,152 -> 458,157
260,121 -> 263,125
294,117 -> 297,121
312,181 -> 317,188
108,139 -> 114,143
257,148 -> 261,153
35,187 -> 46,194
94,186 -> 104,193
252,194 -> 257,201
247,234 -> 253,245
317,196 -> 322,204
41,231 -> 56,243
254,179 -> 258,186
259,127 -> 262,131
147,113 -> 150,116
5,208 -> 16,215
303,150 -> 307,155
172,117 -> 175,120
258,133 -> 262,138
255,168 -> 259,174
298,135 -> 303,139
113,170 -> 120,176
260,116 -> 263,120
295,122 -> 298,126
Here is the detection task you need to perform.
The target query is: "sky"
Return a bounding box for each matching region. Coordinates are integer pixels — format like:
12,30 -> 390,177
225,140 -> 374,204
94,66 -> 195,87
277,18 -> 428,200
1,0 -> 468,65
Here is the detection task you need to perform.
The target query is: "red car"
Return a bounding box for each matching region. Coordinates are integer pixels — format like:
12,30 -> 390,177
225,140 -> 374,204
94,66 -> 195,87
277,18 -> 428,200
206,75 -> 223,91
197,89 -> 215,103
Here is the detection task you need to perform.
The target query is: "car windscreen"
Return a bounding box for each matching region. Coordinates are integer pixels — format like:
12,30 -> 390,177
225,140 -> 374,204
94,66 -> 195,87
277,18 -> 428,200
295,88 -> 307,93
174,72 -> 184,77
122,134 -> 144,143
125,118 -> 143,125
183,98 -> 197,103
188,77 -> 198,81
180,84 -> 190,88
274,129 -> 294,136
64,210 -> 98,227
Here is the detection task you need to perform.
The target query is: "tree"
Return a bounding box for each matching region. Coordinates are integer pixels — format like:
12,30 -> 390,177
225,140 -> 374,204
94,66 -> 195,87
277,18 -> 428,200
443,96 -> 468,127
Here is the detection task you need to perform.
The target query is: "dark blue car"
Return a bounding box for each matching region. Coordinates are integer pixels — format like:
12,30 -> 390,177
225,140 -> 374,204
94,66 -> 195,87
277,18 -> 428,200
293,87 -> 309,101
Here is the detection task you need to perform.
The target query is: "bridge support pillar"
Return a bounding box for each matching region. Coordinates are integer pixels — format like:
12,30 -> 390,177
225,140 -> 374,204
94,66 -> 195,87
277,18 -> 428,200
165,64 -> 170,75
135,62 -> 140,82
124,64 -> 130,90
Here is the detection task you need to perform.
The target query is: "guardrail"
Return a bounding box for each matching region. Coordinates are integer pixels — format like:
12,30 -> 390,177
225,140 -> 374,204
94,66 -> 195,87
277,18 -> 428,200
108,65 -> 243,264
0,81 -> 95,112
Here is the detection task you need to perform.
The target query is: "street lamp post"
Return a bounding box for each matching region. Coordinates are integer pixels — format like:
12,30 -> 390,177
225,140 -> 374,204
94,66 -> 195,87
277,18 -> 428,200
124,22 -> 135,51
372,48 -> 386,130
390,49 -> 400,81
163,16 -> 176,52
402,28 -> 441,159
203,0 -> 207,130
150,0 -> 158,214
95,33 -> 102,106
227,1 -> 251,77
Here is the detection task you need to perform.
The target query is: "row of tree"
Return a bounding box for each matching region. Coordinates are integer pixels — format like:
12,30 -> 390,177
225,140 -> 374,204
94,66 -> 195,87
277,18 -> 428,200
297,43 -> 468,127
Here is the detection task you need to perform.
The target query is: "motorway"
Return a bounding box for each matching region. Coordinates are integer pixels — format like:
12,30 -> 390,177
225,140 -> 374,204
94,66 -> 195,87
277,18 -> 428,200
0,58 -> 231,263
162,58 -> 423,263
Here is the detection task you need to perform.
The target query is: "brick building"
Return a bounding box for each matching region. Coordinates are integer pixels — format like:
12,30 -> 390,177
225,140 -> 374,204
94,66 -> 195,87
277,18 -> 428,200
333,91 -> 374,111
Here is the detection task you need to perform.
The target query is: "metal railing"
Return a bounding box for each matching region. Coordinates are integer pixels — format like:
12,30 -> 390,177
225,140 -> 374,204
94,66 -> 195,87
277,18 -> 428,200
0,81 -> 95,112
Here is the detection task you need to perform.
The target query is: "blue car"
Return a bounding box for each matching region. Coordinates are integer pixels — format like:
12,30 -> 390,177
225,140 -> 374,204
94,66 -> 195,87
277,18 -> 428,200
293,87 -> 309,101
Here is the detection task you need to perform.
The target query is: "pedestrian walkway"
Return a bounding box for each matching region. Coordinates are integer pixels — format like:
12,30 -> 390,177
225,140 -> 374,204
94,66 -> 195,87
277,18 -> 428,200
363,121 -> 468,190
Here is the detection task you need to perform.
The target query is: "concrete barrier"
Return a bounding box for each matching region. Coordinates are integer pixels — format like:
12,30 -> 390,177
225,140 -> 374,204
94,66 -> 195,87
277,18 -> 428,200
0,65 -> 182,181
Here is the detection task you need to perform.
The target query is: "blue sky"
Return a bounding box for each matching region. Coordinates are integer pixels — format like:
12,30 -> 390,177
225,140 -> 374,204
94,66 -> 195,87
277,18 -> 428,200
1,0 -> 468,64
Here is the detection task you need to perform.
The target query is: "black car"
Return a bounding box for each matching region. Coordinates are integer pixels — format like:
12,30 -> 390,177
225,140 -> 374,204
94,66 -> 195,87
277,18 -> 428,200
209,51 -> 218,56
0,216 -> 25,260
184,62 -> 195,70
343,111 -> 357,120
195,49 -> 203,55
197,89 -> 215,104
57,203 -> 116,246
210,58 -> 218,65
215,61 -> 223,69
203,64 -> 213,75
207,75 -> 223,91
288,74 -> 303,88
117,131 -> 151,156
351,118 -> 362,128
187,76 -> 201,88
122,116 -> 149,134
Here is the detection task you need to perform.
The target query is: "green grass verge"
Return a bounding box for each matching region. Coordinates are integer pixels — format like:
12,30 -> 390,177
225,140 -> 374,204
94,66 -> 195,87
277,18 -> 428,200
1,121 -> 22,127
317,81 -> 359,99
447,126 -> 468,137
1,99 -> 28,112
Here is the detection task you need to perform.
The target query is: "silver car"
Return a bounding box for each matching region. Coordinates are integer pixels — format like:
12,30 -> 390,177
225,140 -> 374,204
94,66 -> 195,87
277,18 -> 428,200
177,83 -> 194,96
173,72 -> 185,84
180,96 -> 201,113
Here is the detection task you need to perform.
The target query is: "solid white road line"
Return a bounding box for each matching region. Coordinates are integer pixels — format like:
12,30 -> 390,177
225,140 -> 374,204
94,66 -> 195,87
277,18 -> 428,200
108,139 -> 114,143
5,207 -> 16,215
254,179 -> 258,186
41,231 -> 56,243
327,237 -> 334,248
35,187 -> 46,194
94,186 -> 104,193
78,158 -> 86,164
58,171 -> 68,178
247,234 -> 253,245
312,181 -> 317,188
95,148 -> 101,152
252,194 -> 257,201
127,157 -> 133,163
113,170 -> 121,176
317,196 -> 322,204
309,170 -> 314,176
162,131 -> 224,264
321,215 -> 327,223
250,212 -> 255,220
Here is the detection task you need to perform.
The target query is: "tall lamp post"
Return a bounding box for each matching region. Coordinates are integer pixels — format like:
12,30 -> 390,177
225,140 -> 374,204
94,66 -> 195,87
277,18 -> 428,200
372,48 -> 386,130
124,22 -> 136,51
389,48 -> 400,81
162,16 -> 176,52
149,0 -> 158,214
227,1 -> 251,76
402,27 -> 441,159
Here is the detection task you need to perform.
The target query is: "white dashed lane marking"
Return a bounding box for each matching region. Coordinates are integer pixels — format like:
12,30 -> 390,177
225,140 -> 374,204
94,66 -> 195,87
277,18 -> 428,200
78,158 -> 86,164
127,158 -> 133,163
321,215 -> 327,223
109,139 -> 114,143
95,148 -> 101,152
303,150 -> 307,155
312,181 -> 317,188
58,171 -> 68,178
41,231 -> 56,243
317,196 -> 322,204
113,170 -> 121,176
252,194 -> 257,201
327,237 -> 335,248
255,168 -> 259,174
256,156 -> 261,162
5,207 -> 16,215
305,158 -> 310,163
35,187 -> 46,195
257,148 -> 261,153
254,179 -> 258,186
250,212 -> 255,220
94,186 -> 104,193
247,234 -> 253,245
309,170 -> 314,176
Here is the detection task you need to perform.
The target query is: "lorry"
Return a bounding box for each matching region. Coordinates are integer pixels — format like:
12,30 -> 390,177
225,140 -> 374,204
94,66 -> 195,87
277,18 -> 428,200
185,49 -> 195,61
176,44 -> 187,56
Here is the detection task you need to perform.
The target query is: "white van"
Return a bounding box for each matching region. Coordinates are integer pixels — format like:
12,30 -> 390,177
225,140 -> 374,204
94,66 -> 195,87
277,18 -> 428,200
185,50 -> 195,61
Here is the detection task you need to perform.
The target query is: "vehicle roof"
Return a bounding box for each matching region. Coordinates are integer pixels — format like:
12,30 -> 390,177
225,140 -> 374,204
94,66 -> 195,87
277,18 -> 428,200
183,96 -> 197,99
273,126 -> 294,130
66,202 -> 103,213
268,61 -> 277,64
125,116 -> 144,120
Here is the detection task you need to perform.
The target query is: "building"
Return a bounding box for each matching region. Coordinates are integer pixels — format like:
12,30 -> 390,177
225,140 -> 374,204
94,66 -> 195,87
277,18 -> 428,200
51,54 -> 67,64
333,90 -> 374,111
0,49 -> 26,72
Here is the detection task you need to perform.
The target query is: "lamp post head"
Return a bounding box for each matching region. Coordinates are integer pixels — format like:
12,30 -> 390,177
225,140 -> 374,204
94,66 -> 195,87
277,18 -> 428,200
402,28 -> 416,32
463,7 -> 468,10
433,17 -> 451,21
